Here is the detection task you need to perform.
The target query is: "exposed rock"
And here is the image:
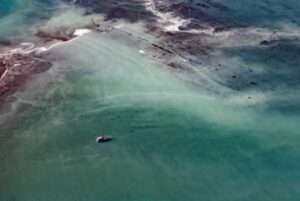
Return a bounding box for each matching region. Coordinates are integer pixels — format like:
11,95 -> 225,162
63,0 -> 156,23
260,40 -> 278,46
168,62 -> 185,70
162,31 -> 209,55
250,81 -> 258,86
35,30 -> 75,42
0,39 -> 12,46
151,43 -> 175,55
0,52 -> 52,99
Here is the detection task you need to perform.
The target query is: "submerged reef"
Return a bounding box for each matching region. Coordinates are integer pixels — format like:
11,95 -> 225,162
0,51 -> 51,99
1,0 -> 300,102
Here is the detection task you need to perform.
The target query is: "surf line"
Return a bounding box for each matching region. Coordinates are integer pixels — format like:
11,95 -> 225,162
0,28 -> 92,57
0,29 -> 92,85
34,28 -> 92,54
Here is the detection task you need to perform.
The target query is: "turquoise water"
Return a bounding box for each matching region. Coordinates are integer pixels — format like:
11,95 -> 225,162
0,0 -> 59,40
1,30 -> 300,201
1,1 -> 300,201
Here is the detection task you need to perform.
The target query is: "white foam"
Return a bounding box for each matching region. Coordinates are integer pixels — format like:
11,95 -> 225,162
139,50 -> 145,54
143,0 -> 300,49
144,0 -> 190,32
20,42 -> 35,49
73,29 -> 91,37
35,28 -> 93,54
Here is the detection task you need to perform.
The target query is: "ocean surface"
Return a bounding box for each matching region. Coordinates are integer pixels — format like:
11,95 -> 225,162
1,1 -> 300,201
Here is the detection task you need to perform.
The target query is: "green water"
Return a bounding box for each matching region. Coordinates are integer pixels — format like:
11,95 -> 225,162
1,30 -> 300,201
0,0 -> 61,41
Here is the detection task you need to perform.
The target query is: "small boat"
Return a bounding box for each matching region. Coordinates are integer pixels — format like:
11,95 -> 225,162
96,136 -> 113,143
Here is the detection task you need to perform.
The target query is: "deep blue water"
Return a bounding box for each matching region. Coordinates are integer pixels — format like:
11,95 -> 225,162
189,0 -> 300,28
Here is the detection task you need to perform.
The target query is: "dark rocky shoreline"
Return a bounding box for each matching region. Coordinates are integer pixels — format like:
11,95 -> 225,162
1,0 -> 300,103
0,27 -> 80,102
0,51 -> 52,101
0,17 -> 103,102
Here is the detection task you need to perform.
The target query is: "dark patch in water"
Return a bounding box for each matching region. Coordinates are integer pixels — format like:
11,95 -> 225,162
215,40 -> 300,93
63,0 -> 157,23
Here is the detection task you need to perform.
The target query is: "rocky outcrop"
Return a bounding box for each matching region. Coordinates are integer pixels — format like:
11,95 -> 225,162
0,26 -> 94,101
63,0 -> 156,23
0,52 -> 51,99
35,30 -> 75,42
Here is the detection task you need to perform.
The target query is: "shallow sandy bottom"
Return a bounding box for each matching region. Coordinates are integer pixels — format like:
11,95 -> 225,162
1,1 -> 300,201
1,29 -> 300,201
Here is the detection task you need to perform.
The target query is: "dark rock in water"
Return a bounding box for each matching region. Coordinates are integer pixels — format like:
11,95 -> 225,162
63,0 -> 156,23
35,30 -> 74,42
260,39 -> 282,46
162,31 -> 209,56
196,3 -> 210,9
214,26 -> 234,33
0,66 -> 5,77
154,0 -> 231,27
0,52 -> 52,100
179,20 -> 208,31
250,81 -> 258,86
0,39 -> 12,46
106,7 -> 130,20
151,43 -> 174,55
168,62 -> 185,70
260,40 -> 274,46
105,6 -> 150,22
170,3 -> 194,17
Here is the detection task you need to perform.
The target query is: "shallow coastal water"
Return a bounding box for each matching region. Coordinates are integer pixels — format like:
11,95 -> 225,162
1,30 -> 300,201
0,0 -> 43,38
1,1 -> 300,201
